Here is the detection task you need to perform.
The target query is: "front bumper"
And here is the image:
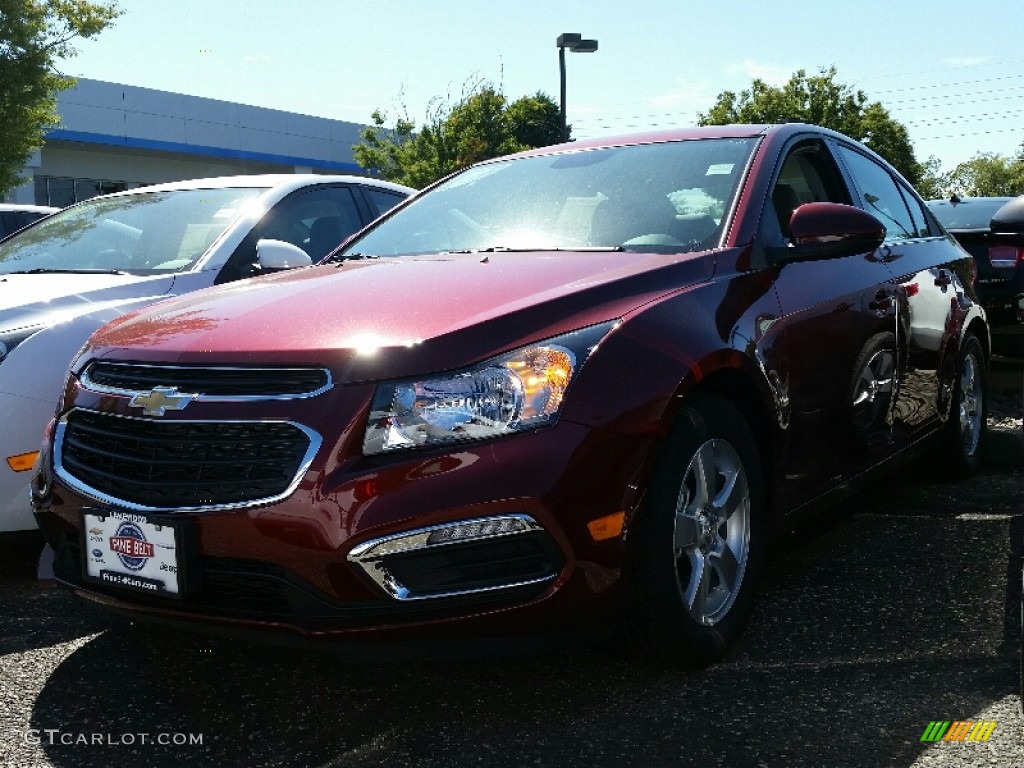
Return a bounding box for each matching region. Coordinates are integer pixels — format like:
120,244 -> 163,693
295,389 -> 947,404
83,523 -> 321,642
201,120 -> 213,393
33,412 -> 646,641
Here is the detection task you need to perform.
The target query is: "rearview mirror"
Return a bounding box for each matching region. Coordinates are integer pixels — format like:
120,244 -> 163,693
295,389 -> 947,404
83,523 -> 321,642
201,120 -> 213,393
774,202 -> 886,262
255,239 -> 313,271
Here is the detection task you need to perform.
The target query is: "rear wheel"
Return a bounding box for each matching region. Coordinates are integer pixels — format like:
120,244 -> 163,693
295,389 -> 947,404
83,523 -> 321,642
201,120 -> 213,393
626,393 -> 765,668
941,333 -> 986,477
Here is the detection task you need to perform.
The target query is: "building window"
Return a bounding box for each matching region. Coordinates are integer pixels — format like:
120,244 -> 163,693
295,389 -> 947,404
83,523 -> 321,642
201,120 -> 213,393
35,176 -> 138,207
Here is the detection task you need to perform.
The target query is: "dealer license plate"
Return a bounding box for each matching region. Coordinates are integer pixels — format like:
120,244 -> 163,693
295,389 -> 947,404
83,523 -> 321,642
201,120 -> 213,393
82,510 -> 182,596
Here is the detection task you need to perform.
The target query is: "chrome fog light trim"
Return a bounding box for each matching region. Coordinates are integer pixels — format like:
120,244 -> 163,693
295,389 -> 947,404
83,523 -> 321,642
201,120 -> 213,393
347,514 -> 555,600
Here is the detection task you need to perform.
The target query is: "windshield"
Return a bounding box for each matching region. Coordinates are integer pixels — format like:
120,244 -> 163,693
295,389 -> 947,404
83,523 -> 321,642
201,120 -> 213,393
336,138 -> 756,258
927,198 -> 1012,230
0,187 -> 267,275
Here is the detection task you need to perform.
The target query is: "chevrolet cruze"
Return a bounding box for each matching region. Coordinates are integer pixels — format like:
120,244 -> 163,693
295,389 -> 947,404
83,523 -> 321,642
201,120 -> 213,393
33,124 -> 988,665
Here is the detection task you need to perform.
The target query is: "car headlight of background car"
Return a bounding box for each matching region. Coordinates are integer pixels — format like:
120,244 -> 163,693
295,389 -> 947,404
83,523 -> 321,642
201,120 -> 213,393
363,322 -> 617,455
0,324 -> 46,365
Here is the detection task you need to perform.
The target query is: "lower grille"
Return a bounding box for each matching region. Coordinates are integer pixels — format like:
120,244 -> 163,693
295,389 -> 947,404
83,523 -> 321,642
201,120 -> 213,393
56,409 -> 317,510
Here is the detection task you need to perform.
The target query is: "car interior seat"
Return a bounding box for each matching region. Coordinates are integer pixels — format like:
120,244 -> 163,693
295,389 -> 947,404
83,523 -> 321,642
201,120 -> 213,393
590,195 -> 682,246
307,216 -> 346,261
772,183 -> 802,238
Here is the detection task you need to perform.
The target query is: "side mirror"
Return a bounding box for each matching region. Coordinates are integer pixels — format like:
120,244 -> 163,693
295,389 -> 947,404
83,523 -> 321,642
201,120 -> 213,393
991,196 -> 1024,246
775,202 -> 886,262
255,239 -> 313,271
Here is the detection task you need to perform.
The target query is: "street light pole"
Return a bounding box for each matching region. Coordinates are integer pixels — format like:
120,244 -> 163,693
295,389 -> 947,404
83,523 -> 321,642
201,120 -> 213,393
556,32 -> 598,143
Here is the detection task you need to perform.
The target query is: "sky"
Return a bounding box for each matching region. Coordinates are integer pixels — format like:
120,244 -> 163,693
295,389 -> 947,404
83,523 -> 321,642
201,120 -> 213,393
57,0 -> 1024,173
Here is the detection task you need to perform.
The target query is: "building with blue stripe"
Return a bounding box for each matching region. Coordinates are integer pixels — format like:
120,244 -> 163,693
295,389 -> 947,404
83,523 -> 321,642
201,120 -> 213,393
4,78 -> 370,206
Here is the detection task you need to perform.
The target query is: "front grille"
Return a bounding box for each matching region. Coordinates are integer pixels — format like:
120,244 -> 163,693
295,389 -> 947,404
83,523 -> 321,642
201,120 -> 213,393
82,362 -> 330,398
57,410 -> 315,509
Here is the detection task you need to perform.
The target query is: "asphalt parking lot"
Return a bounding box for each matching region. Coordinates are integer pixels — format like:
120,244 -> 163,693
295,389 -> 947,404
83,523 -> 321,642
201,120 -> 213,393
1,363 -> 1021,768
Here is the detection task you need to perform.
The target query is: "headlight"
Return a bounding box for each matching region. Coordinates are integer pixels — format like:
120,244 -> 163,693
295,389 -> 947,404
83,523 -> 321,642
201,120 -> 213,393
363,322 -> 617,455
0,325 -> 45,365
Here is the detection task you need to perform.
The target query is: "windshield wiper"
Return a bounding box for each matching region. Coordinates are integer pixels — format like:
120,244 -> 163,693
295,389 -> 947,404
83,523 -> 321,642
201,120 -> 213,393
442,246 -> 625,254
3,268 -> 128,275
328,252 -> 379,264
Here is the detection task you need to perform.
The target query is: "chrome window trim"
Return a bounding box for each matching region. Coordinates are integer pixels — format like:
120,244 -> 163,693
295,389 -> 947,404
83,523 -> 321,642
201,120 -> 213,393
347,514 -> 556,601
79,362 -> 334,402
54,408 -> 322,513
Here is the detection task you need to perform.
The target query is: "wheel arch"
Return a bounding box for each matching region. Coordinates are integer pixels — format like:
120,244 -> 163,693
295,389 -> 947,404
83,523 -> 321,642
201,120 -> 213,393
679,366 -> 774,505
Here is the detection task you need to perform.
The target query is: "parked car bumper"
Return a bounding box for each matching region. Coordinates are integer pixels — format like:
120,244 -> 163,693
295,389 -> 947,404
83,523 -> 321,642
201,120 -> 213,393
33,415 -> 645,641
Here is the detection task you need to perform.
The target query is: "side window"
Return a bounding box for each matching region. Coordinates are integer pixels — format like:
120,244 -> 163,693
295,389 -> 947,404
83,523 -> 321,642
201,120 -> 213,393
216,186 -> 363,284
836,146 -> 920,240
896,181 -> 933,237
363,188 -> 407,218
770,142 -> 850,239
259,186 -> 362,261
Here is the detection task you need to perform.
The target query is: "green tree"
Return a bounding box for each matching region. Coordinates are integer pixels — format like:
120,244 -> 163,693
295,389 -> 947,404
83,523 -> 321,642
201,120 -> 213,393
915,156 -> 946,200
353,83 -> 563,188
944,152 -> 1024,197
698,66 -> 923,185
0,0 -> 122,194
505,91 -> 563,148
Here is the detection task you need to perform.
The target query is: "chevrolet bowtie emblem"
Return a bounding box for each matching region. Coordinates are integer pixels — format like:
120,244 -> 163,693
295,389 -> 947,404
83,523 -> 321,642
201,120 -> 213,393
128,386 -> 197,416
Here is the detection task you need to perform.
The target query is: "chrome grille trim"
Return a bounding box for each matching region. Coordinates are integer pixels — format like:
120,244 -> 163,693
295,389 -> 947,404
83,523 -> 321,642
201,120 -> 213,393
54,409 -> 322,513
80,362 -> 333,401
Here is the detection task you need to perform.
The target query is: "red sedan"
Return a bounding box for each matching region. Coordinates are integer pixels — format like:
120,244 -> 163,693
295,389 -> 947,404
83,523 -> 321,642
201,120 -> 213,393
33,123 -> 988,666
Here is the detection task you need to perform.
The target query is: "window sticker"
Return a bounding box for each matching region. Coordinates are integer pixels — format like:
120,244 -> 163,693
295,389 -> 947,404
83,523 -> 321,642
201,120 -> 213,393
706,164 -> 734,176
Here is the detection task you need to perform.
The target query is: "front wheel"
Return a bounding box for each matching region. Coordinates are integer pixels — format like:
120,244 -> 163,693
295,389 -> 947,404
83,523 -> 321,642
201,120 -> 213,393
625,393 -> 765,668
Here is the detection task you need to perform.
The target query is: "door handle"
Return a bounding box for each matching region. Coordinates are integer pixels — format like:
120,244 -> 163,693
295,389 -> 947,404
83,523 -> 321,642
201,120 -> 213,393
869,290 -> 892,313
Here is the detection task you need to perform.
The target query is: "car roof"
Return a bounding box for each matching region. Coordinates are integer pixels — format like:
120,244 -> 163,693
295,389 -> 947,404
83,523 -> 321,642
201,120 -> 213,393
93,174 -> 414,198
504,123 -> 858,160
0,203 -> 60,214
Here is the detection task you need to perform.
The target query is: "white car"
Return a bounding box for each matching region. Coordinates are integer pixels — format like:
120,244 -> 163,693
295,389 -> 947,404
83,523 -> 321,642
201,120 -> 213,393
0,174 -> 412,531
0,204 -> 59,239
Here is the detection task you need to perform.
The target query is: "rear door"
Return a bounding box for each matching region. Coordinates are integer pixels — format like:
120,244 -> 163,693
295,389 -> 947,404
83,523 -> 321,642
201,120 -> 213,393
834,143 -> 970,442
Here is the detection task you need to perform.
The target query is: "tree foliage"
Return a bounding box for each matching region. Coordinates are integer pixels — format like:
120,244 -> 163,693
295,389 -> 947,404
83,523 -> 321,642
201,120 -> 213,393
697,66 -> 923,185
942,149 -> 1024,198
353,83 -> 564,188
0,0 -> 122,194
914,156 -> 946,200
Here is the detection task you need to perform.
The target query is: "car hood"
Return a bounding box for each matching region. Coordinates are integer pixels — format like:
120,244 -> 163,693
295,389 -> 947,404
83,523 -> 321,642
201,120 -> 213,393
82,251 -> 714,380
0,272 -> 178,331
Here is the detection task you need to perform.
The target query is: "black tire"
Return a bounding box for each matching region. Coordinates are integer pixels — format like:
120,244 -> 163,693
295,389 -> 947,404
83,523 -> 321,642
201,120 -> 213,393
849,332 -> 898,446
940,333 -> 986,478
625,392 -> 765,668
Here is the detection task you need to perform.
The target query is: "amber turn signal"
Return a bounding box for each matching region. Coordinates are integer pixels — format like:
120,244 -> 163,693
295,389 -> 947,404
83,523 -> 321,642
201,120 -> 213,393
7,451 -> 40,472
587,511 -> 625,542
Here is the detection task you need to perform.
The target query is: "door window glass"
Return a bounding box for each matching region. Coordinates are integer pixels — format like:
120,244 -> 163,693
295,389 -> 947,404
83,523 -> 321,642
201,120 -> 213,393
769,142 -> 850,239
259,186 -> 362,261
837,146 -> 919,240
